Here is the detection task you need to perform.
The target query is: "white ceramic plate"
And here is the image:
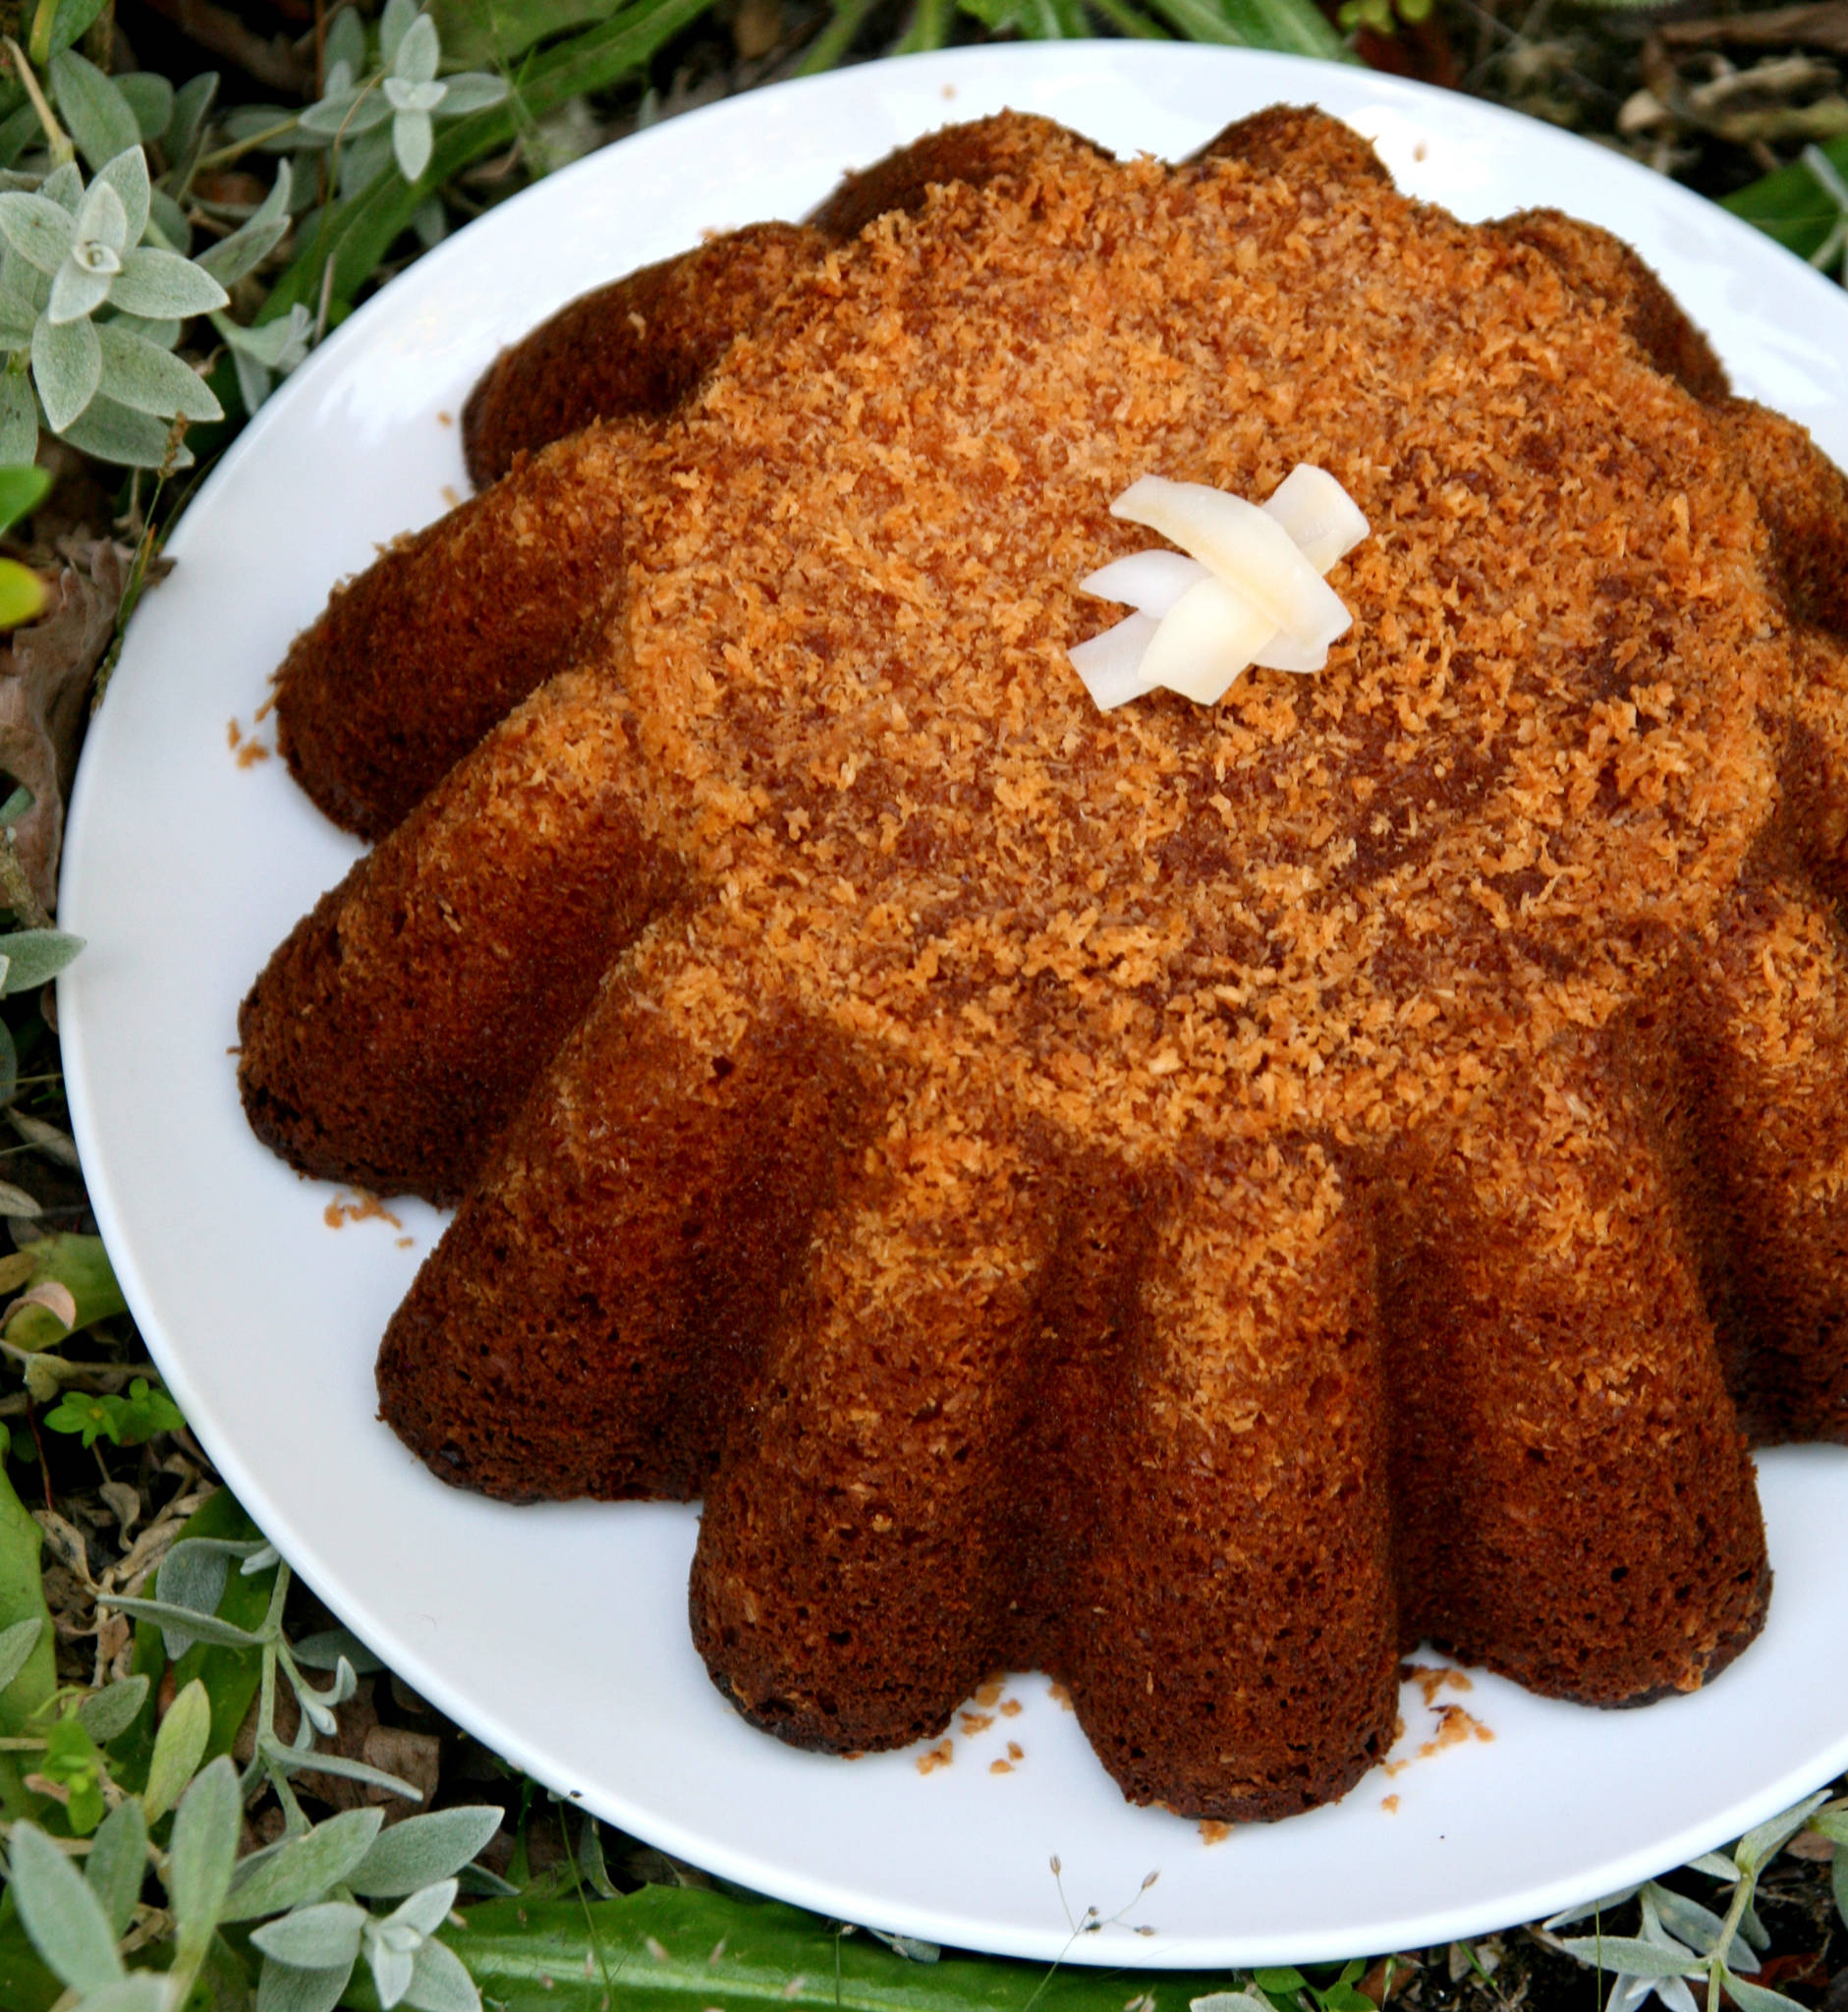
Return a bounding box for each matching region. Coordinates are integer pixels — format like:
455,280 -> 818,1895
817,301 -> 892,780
58,43 -> 1848,1968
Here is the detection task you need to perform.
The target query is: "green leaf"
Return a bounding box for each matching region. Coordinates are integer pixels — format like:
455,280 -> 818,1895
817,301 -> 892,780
54,390 -> 191,468
455,1886 -> 1266,2010
48,51 -> 142,174
429,0 -> 608,64
0,195 -> 77,278
43,1708 -> 107,1833
1140,0 -> 1354,53
2,1235 -> 127,1356
32,311 -> 100,431
0,101 -> 42,173
1723,138 -> 1848,264
6,1821 -> 124,1992
76,1672 -> 150,1743
167,1755 -> 243,1963
1834,1843 -> 1848,1931
43,0 -> 108,60
84,1796 -> 147,1939
114,73 -> 174,143
0,462 -> 50,532
95,320 -> 221,419
224,1808 -> 385,1923
0,1465 -> 54,1746
1557,1937 -> 1705,1981
0,557 -> 45,629
143,1675 -> 211,1824
349,1808 -> 502,1898
0,373 -> 36,472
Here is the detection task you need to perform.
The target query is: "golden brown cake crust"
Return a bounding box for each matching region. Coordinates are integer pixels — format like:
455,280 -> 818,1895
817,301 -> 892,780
241,109 -> 1848,1820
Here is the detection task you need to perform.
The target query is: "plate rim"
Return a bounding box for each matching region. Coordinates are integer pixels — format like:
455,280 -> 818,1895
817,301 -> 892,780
58,40 -> 1848,1967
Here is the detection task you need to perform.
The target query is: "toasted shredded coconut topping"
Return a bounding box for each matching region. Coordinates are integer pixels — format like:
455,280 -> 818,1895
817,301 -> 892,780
1070,465 -> 1369,709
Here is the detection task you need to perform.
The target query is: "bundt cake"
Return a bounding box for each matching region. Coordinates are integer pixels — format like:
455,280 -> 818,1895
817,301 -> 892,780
236,104 -> 1848,1821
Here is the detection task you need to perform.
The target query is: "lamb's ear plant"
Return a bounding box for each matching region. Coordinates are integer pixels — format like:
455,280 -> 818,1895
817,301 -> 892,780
1546,1790 -> 1846,2012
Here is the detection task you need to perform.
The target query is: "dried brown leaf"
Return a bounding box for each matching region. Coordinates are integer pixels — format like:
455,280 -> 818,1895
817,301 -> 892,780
0,537 -> 128,911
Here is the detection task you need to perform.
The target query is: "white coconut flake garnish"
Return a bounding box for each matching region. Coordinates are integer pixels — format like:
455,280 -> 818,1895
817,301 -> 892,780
1069,465 -> 1370,711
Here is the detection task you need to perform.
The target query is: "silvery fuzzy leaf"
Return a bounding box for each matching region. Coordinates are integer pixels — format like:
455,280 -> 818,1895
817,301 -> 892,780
107,1592 -> 259,1652
365,1928 -> 417,2012
326,6 -> 366,77
1648,1887 -> 1756,1971
1603,1980 -> 1653,2012
110,311 -> 182,350
1191,1994 -> 1272,2012
1686,1852 -> 1742,1880
47,262 -> 112,327
8,1821 -> 125,1993
256,1957 -> 354,2012
40,162 -> 85,213
84,1797 -> 147,1939
163,71 -> 218,165
1737,1793 -> 1829,1873
1718,1968 -> 1810,2012
231,347 -> 271,417
260,1735 -> 422,1801
431,73 -> 507,117
96,322 -> 221,420
49,51 -> 142,175
106,245 -> 227,318
1810,1809 -> 1848,1845
412,197 -> 445,251
300,86 -> 392,140
1655,1975 -> 1700,2012
0,1177 -> 41,1216
0,302 -> 32,348
389,1880 -> 458,1943
76,1671 -> 149,1743
391,12 -> 440,84
1546,1888 -> 1647,1929
392,109 -> 433,185
384,77 -> 444,114
1556,1938 -> 1704,1981
338,130 -> 393,199
0,195 -> 78,277
60,390 -> 193,472
0,1614 -> 43,1690
91,150 -> 150,251
293,1626 -> 383,1674
381,0 -> 420,67
0,103 -> 39,173
64,1977 -> 169,2012
146,192 -> 190,256
159,1535 -> 232,1633
222,103 -> 313,152
196,160 -> 293,286
223,1807 -> 384,1924
251,1900 -> 366,1971
352,1816 -> 498,1899
400,1935 -> 478,2012
217,301 -> 308,370
142,1676 -> 209,1824
167,1756 -> 242,1961
1742,1902 -> 1770,1954
32,311 -> 101,430
74,177 -> 130,257
114,74 -> 174,144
